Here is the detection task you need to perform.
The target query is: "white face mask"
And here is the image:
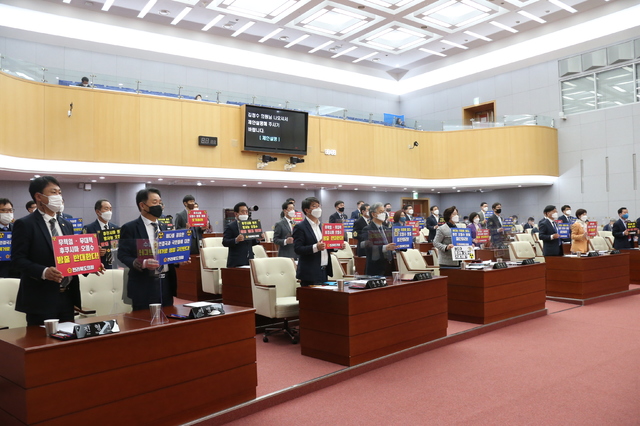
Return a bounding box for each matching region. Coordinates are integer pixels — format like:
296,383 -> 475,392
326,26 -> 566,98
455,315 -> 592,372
287,210 -> 296,218
0,212 -> 13,225
433,209 -> 439,215
451,215 -> 459,223
565,210 -> 572,216
551,212 -> 559,220
376,213 -> 387,222
100,210 -> 112,222
42,194 -> 63,213
238,214 -> 249,221
311,208 -> 322,219
482,206 -> 488,212
473,217 -> 480,224
580,215 -> 588,222
407,209 -> 413,215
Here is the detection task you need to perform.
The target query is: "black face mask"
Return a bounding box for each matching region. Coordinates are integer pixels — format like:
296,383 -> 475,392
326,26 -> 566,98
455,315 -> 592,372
146,204 -> 163,218
495,208 -> 502,214
338,207 -> 345,213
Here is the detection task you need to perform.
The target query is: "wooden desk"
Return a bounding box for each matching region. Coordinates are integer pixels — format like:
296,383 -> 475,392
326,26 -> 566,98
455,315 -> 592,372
474,248 -> 508,262
221,267 -> 253,307
628,249 -> 640,284
354,256 -> 366,275
0,305 -> 256,426
545,253 -> 630,299
176,254 -> 215,301
440,263 -> 546,324
297,277 -> 448,366
416,242 -> 433,253
203,232 -> 223,238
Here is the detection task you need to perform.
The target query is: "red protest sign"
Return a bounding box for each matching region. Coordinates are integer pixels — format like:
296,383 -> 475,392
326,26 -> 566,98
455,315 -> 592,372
476,229 -> 490,243
53,234 -> 101,276
322,223 -> 344,249
188,210 -> 208,227
587,222 -> 598,237
293,211 -> 304,224
406,220 -> 420,236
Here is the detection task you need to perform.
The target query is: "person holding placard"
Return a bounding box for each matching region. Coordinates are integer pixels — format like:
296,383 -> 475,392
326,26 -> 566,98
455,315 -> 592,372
273,201 -> 298,259
293,197 -> 339,286
223,202 -> 260,268
467,212 -> 483,247
175,194 -> 204,255
352,203 -> 370,257
0,198 -> 18,278
362,203 -> 396,276
538,205 -> 563,257
486,202 -> 505,248
426,205 -> 440,242
12,176 -> 83,325
83,199 -> 118,269
118,188 -> 180,311
433,206 -> 460,267
612,207 -> 633,249
570,209 -> 589,254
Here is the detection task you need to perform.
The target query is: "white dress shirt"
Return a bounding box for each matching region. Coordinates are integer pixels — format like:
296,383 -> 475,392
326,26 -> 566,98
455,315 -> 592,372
306,216 -> 328,267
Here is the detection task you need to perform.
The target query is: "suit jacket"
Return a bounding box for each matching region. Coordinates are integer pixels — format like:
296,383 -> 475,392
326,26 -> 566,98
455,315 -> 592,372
175,209 -> 203,255
83,219 -> 119,269
426,214 -> 439,242
433,223 -> 458,267
273,218 -> 297,259
0,223 -> 19,278
570,221 -> 588,253
117,217 -> 177,308
538,218 -> 563,256
350,210 -> 360,220
352,216 -> 369,256
329,211 -> 347,223
293,218 -> 333,282
362,221 -> 394,276
486,214 -> 504,246
12,211 -> 81,315
223,220 -> 259,267
612,218 -> 633,249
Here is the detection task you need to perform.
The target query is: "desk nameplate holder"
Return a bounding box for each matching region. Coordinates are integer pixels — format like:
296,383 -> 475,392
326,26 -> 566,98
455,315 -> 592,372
50,320 -> 119,340
189,304 -> 225,319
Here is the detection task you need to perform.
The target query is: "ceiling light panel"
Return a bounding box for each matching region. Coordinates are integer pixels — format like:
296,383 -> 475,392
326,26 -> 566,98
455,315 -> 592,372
406,0 -> 503,33
348,0 -> 423,15
171,0 -> 200,5
353,23 -> 439,54
206,0 -> 308,24
288,2 -> 383,40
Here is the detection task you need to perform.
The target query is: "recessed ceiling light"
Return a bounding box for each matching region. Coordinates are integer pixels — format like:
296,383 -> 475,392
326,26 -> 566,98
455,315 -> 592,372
259,28 -> 284,43
372,58 -> 380,62
258,182 -> 262,184
354,188 -> 358,191
338,185 -> 343,187
210,180 -> 215,182
284,185 -> 288,188
309,40 -> 333,53
331,46 -> 357,59
91,180 -> 97,183
158,178 -> 163,181
99,176 -> 105,179
242,184 -> 247,187
285,34 -> 310,48
279,36 -> 290,41
159,9 -> 170,16
300,183 -> 304,186
196,182 -> 202,186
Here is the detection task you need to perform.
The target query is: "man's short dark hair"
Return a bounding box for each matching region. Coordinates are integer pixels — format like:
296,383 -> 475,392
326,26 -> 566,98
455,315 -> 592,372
282,201 -> 294,211
136,188 -> 161,211
443,206 -> 457,222
286,198 -> 295,203
480,202 -> 487,207
25,200 -> 36,211
430,205 -> 438,212
0,198 -> 12,208
528,217 -> 535,222
234,202 -> 248,213
492,202 -> 501,210
302,197 -> 320,212
359,203 -> 370,212
543,205 -> 556,214
357,200 -> 364,206
618,207 -> 628,215
561,205 -> 570,212
334,200 -> 344,208
384,203 -> 391,208
94,199 -> 109,211
403,205 -> 410,211
81,77 -> 89,83
183,194 -> 195,204
29,176 -> 60,201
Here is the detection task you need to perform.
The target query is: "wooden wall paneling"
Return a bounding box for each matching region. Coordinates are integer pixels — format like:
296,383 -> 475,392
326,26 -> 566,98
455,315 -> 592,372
93,91 -> 140,164
181,101 -> 221,168
139,96 -> 182,166
43,85 -> 96,161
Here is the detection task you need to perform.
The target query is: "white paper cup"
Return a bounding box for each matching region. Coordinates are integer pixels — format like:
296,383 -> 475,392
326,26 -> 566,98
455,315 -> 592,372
44,319 -> 59,336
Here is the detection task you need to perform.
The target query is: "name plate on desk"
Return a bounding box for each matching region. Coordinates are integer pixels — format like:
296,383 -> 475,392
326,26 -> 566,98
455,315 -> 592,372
348,278 -> 387,289
74,319 -> 119,339
413,272 -> 433,280
189,305 -> 223,318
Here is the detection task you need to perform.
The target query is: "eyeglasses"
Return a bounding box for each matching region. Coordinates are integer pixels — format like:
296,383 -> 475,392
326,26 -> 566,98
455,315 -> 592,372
0,209 -> 14,213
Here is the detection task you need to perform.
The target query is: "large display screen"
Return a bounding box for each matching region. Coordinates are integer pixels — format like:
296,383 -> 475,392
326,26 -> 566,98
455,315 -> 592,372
242,105 -> 308,156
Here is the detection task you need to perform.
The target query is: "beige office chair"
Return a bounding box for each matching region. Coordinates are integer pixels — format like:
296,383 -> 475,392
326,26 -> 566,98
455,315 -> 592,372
398,249 -> 439,276
514,224 -> 524,233
604,235 -> 614,250
508,241 -> 537,262
202,237 -> 223,248
263,231 -> 274,243
598,230 -> 613,239
514,233 -> 545,262
431,248 -> 440,267
346,231 -> 353,240
334,245 -> 355,275
0,278 -> 26,329
200,247 -> 228,294
79,269 -> 132,316
328,253 -> 355,280
588,236 -> 609,252
252,244 -> 268,258
249,257 -> 299,343
525,228 -> 533,235
415,232 -> 426,243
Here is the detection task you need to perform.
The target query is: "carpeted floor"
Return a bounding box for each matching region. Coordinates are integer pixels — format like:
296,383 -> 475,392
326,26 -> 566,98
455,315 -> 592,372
227,295 -> 640,425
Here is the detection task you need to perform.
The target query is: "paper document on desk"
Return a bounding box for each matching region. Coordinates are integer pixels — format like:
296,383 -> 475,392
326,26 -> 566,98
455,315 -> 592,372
183,301 -> 216,308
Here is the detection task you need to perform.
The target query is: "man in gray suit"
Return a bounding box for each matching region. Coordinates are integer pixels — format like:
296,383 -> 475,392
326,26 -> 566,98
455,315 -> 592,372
175,194 -> 203,255
273,201 -> 298,259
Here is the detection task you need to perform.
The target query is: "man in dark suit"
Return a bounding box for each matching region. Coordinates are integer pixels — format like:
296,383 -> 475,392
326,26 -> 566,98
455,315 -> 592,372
352,203 -> 370,257
83,199 -> 118,269
329,200 -> 347,223
362,202 -> 396,276
174,194 -> 203,255
223,202 -> 260,267
426,205 -> 440,242
25,200 -> 36,215
293,197 -> 342,286
12,176 -> 85,325
612,207 -> 633,249
273,201 -> 298,259
118,187 -> 180,311
403,204 -> 415,221
523,217 -> 539,234
350,200 -> 364,220
0,198 -> 18,278
538,205 -> 563,256
486,202 -> 505,247
557,205 -> 572,242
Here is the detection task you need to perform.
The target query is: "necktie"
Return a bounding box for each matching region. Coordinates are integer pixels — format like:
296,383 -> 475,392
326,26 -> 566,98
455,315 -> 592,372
104,223 -> 108,230
380,226 -> 392,261
102,223 -> 112,264
50,218 -> 71,288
